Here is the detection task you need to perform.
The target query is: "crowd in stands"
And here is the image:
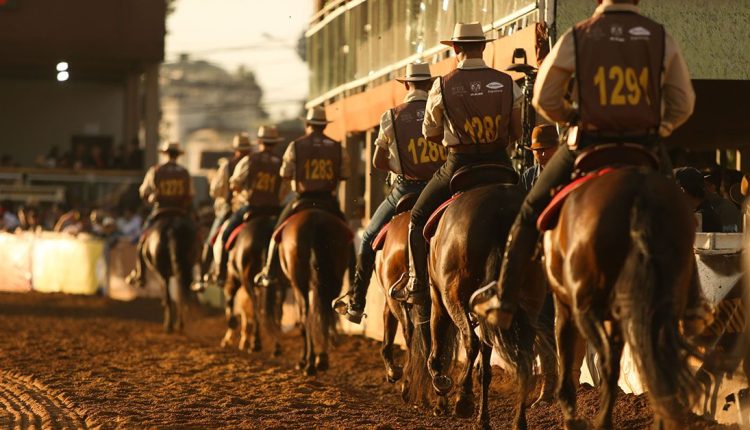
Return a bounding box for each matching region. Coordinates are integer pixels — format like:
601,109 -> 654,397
0,140 -> 144,171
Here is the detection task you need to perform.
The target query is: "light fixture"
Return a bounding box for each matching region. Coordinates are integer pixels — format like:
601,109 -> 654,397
57,71 -> 69,82
56,61 -> 68,72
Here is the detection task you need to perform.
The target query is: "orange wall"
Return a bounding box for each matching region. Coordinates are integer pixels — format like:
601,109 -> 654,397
324,25 -> 539,141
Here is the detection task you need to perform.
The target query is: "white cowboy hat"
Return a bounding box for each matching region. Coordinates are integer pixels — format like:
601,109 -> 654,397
232,132 -> 252,150
301,106 -> 332,125
256,125 -> 284,144
159,141 -> 183,154
396,62 -> 436,83
440,22 -> 495,46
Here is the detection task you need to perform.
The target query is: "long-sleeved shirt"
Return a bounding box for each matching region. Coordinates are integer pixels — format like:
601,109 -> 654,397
139,161 -> 194,204
532,0 -> 695,138
209,158 -> 233,213
422,58 -> 524,146
280,133 -> 351,192
374,89 -> 429,174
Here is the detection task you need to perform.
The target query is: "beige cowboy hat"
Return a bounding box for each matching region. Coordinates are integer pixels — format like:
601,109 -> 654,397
256,125 -> 284,144
301,106 -> 332,125
232,132 -> 252,150
396,62 -> 436,83
159,141 -> 183,154
440,22 -> 495,46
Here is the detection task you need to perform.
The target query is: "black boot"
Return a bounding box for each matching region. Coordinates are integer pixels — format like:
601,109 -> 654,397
216,245 -> 229,287
125,234 -> 146,288
192,243 -> 214,292
391,224 -> 429,304
255,238 -> 279,287
490,217 -> 540,329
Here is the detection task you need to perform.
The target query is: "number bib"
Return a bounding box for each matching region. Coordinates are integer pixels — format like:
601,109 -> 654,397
574,11 -> 665,132
154,162 -> 191,208
246,151 -> 282,207
440,68 -> 514,146
293,133 -> 342,193
391,100 -> 446,180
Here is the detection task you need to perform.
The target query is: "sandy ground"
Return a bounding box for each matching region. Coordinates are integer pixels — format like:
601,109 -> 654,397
0,292 -> 736,429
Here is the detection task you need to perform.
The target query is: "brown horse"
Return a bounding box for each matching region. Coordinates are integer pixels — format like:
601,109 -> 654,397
278,208 -> 351,375
408,183 -> 548,429
140,213 -> 198,333
220,214 -> 285,356
542,168 -> 699,429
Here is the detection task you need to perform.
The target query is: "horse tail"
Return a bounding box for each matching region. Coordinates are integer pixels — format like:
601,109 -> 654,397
615,183 -> 699,417
167,217 -> 194,296
308,214 -> 341,354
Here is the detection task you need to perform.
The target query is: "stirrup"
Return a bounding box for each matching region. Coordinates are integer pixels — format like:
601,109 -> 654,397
254,272 -> 275,288
390,278 -> 428,304
191,280 -> 207,293
124,271 -> 144,288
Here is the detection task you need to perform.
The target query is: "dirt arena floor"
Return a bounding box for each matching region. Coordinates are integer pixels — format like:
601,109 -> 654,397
0,292 -> 736,429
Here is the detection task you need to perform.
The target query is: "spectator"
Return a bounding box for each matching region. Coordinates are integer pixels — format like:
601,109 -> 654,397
17,205 -> 42,232
674,167 -> 722,233
45,146 -> 61,168
520,125 -> 559,192
116,207 -> 142,243
126,139 -> 144,170
89,144 -> 108,169
703,168 -> 741,232
0,201 -> 20,232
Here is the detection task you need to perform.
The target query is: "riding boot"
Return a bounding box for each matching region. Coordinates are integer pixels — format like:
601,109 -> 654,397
390,223 -> 429,304
492,217 -> 541,330
254,238 -> 279,288
199,242 -> 214,281
216,244 -> 229,287
333,253 -> 374,324
125,234 -> 146,288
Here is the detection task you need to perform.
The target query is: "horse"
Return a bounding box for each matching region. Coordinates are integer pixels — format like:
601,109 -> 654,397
541,168 -> 699,429
220,212 -> 285,356
278,207 -> 352,375
139,212 -> 198,333
407,180 -> 549,429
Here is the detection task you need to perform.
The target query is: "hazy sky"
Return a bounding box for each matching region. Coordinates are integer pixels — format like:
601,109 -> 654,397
166,0 -> 314,121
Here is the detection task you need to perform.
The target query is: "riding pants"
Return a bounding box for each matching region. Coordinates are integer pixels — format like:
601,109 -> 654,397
350,177 -> 428,307
409,151 -> 512,288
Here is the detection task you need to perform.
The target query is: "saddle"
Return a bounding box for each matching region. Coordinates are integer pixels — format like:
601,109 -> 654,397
225,208 -> 280,251
153,206 -> 188,221
272,198 -> 353,243
424,164 -> 518,242
371,193 -> 420,252
537,143 -> 660,231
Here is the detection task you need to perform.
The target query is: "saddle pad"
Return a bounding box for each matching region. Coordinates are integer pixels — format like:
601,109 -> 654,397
423,192 -> 463,242
371,221 -> 392,251
537,168 -> 615,232
225,223 -> 246,251
272,211 -> 355,243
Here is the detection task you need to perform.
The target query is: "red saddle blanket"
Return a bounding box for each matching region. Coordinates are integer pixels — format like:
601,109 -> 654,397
272,211 -> 354,243
423,193 -> 463,242
225,223 -> 245,251
537,168 -> 615,231
371,221 -> 391,251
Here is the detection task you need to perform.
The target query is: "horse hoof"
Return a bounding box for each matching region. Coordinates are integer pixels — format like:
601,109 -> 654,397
386,365 -> 403,383
400,381 -> 410,403
455,395 -> 475,418
472,419 -> 491,430
564,419 -> 589,430
164,325 -> 174,334
531,395 -> 554,409
227,315 -> 238,329
433,403 -> 448,417
295,361 -> 306,371
304,366 -> 317,376
432,374 -> 453,396
251,342 -> 262,353
316,354 -> 329,371
272,345 -> 282,357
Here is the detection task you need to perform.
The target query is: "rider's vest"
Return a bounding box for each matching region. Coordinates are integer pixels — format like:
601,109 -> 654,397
574,11 -> 665,133
391,100 -> 446,180
245,150 -> 282,207
225,155 -> 243,202
154,162 -> 191,208
441,67 -> 514,146
293,133 -> 342,193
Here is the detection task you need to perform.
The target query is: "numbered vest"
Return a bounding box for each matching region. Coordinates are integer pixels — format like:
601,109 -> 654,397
154,162 -> 191,208
293,133 -> 342,193
574,11 -> 665,132
246,151 -> 282,207
441,68 -> 514,146
391,100 -> 447,180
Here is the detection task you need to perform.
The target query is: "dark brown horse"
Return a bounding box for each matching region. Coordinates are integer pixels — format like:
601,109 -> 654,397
542,168 -> 699,429
408,183 -> 548,429
140,213 -> 198,333
278,208 -> 351,375
220,214 -> 285,356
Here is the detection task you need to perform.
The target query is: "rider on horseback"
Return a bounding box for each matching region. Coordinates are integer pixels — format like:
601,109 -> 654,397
255,107 -> 350,288
391,22 -> 523,304
213,125 -> 285,286
198,132 -> 253,286
333,62 -> 443,323
481,0 -> 697,329
126,141 -> 193,287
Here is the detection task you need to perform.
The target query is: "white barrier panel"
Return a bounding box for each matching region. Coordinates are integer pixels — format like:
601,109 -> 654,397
31,233 -> 103,295
0,233 -> 32,292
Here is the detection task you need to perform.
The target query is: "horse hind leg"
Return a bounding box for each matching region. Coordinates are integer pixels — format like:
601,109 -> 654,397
382,304 -> 403,383
451,307 -> 480,419
555,298 -> 587,430
427,300 -> 452,416
587,319 -> 624,430
476,342 -> 493,430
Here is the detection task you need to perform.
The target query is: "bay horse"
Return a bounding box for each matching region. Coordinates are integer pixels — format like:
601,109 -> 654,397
409,180 -> 549,429
140,212 -> 198,333
543,168 -> 699,429
278,207 -> 352,375
220,212 -> 285,356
